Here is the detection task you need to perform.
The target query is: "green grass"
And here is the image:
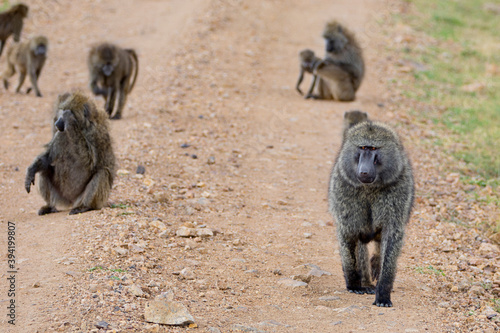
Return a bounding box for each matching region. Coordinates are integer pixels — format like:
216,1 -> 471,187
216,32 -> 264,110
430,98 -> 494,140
493,299 -> 500,313
1,1 -> 10,11
110,203 -> 130,209
88,266 -> 127,273
415,265 -> 445,276
399,0 -> 500,180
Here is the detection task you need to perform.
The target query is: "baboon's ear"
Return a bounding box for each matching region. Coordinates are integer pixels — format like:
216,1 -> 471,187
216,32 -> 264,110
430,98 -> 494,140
83,103 -> 91,118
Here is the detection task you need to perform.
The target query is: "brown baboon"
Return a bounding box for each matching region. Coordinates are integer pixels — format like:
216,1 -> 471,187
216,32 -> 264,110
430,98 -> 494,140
328,121 -> 414,307
296,49 -> 322,96
343,110 -> 368,134
25,92 -> 116,215
88,42 -> 139,119
306,21 -> 364,101
0,3 -> 28,57
2,35 -> 48,97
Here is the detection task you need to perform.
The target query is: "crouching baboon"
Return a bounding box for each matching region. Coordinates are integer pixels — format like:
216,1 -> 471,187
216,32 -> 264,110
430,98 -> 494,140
296,49 -> 322,95
2,35 -> 48,97
0,3 -> 28,57
328,121 -> 414,307
88,42 -> 139,119
306,21 -> 364,101
25,92 -> 116,215
343,110 -> 368,134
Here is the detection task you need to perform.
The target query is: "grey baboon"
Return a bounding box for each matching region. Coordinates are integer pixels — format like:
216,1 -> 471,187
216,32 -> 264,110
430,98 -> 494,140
0,3 -> 28,57
296,49 -> 322,96
343,110 -> 368,134
328,121 -> 414,307
88,42 -> 139,119
306,20 -> 364,101
25,92 -> 116,215
2,35 -> 48,97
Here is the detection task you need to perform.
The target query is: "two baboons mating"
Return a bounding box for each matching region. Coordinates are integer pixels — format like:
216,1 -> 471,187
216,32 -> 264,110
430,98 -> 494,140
1,1 -> 415,309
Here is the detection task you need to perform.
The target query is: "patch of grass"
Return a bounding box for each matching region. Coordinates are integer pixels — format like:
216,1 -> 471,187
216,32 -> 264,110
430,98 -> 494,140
415,265 -> 445,276
0,1 -> 10,11
88,266 -> 105,272
117,211 -> 134,216
493,299 -> 500,313
88,266 -> 127,273
400,0 -> 500,180
110,203 -> 130,209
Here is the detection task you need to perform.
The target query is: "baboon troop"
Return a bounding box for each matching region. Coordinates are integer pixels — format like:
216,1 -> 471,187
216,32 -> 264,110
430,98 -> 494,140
88,43 -> 139,119
25,92 -> 115,215
297,20 -> 364,101
328,118 -> 414,307
0,3 -> 28,58
3,3 -> 421,311
2,35 -> 48,97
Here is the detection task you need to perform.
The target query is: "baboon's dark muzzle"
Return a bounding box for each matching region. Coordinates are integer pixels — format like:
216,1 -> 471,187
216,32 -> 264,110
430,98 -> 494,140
55,117 -> 65,132
102,65 -> 114,77
35,45 -> 46,56
357,150 -> 377,184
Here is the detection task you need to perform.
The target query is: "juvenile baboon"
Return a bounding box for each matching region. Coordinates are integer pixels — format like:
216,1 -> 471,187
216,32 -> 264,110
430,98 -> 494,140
296,49 -> 322,96
0,3 -> 28,57
88,42 -> 139,119
2,35 -> 48,97
343,110 -> 368,134
328,121 -> 414,307
25,92 -> 116,215
306,20 -> 364,101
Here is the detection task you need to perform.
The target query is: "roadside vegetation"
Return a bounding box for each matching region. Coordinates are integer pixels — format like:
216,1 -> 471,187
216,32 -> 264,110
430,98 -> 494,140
395,0 -> 500,234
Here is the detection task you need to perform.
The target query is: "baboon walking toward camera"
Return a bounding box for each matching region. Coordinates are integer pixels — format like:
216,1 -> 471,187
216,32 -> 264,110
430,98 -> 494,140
2,35 -> 48,97
0,3 -> 28,58
328,121 -> 414,307
296,49 -> 322,96
25,92 -> 116,215
306,20 -> 364,101
88,42 -> 138,119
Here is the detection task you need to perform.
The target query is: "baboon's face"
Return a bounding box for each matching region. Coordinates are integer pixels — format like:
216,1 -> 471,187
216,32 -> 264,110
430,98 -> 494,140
34,43 -> 47,56
356,146 -> 378,184
15,4 -> 29,17
325,34 -> 348,53
99,47 -> 118,77
54,104 -> 91,133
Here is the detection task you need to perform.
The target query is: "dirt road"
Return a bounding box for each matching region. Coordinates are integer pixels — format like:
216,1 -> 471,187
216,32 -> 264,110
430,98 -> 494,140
1,0 -> 447,332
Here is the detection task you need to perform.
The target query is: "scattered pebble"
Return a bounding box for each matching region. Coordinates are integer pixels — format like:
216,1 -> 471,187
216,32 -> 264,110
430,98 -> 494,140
144,299 -> 194,326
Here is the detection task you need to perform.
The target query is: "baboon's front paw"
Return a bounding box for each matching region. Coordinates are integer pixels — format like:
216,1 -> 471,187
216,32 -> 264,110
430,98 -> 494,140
38,206 -> 58,215
373,298 -> 393,307
111,114 -> 122,120
69,207 -> 92,215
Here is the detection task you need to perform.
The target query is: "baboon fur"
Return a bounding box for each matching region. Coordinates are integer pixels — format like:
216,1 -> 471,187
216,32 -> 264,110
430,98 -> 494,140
2,35 -> 48,97
88,42 -> 138,119
25,92 -> 116,215
343,110 -> 368,135
308,20 -> 364,101
0,3 -> 28,57
296,49 -> 322,96
328,121 -> 414,307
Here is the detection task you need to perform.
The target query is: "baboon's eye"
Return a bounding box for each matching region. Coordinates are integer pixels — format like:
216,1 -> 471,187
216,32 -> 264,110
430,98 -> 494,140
371,147 -> 377,150
360,146 -> 366,150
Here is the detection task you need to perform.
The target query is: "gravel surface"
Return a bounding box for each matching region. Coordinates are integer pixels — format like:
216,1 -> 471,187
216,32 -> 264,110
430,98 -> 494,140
0,0 -> 498,332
